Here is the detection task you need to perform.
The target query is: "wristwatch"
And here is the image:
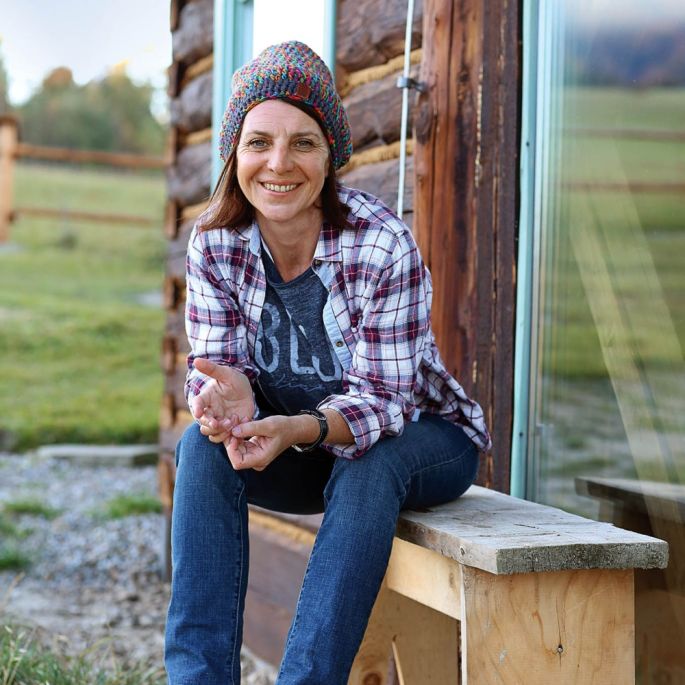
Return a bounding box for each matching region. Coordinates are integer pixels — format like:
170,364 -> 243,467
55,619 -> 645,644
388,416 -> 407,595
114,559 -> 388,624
292,409 -> 329,452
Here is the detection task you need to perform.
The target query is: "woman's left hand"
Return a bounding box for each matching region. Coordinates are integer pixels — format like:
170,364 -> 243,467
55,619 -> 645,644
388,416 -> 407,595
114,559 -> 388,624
224,415 -> 296,471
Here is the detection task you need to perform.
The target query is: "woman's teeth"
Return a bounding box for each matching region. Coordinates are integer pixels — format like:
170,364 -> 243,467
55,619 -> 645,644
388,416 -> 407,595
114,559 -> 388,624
262,183 -> 297,193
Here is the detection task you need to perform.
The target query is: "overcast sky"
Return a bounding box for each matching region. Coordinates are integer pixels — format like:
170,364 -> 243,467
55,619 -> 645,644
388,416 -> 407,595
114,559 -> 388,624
0,0 -> 171,105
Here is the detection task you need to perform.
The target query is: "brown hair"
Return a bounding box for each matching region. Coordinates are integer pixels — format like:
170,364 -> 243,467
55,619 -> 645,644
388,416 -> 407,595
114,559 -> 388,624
199,100 -> 352,232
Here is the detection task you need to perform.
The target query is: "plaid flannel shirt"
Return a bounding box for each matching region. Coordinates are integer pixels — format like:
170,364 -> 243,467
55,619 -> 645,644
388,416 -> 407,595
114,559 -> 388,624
185,185 -> 491,459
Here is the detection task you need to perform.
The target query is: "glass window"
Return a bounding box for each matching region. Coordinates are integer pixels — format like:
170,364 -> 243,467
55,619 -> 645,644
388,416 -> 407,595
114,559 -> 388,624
252,0 -> 328,63
521,1 -> 685,680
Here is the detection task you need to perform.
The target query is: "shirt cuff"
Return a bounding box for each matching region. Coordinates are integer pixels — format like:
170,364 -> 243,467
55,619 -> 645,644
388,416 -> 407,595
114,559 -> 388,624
317,395 -> 382,459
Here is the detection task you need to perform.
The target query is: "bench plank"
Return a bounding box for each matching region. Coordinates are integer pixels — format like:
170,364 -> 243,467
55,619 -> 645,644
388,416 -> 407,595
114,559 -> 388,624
397,486 -> 668,574
385,538 -> 462,619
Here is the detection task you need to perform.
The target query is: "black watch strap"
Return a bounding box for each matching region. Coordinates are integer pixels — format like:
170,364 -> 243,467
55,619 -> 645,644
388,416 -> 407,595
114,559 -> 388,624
292,409 -> 329,453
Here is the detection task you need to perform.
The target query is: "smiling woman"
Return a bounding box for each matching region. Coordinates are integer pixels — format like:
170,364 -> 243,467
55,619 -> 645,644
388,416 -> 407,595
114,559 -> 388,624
164,40 -> 490,685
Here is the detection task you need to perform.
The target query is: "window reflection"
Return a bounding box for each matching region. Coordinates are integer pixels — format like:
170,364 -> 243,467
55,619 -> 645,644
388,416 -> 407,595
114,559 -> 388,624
528,1 -> 685,681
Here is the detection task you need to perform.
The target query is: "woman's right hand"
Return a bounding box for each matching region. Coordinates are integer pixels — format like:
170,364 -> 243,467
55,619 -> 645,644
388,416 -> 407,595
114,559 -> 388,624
191,358 -> 255,443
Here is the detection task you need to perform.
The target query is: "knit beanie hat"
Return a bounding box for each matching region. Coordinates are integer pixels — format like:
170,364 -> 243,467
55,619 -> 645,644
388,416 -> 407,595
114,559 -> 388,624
219,41 -> 353,170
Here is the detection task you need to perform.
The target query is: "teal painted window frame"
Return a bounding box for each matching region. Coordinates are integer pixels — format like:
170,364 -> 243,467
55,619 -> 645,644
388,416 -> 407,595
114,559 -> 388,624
211,0 -> 338,187
510,0 -> 565,499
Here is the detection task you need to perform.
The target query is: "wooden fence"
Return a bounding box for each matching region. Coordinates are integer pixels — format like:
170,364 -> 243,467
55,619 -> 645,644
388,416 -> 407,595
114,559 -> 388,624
0,115 -> 167,242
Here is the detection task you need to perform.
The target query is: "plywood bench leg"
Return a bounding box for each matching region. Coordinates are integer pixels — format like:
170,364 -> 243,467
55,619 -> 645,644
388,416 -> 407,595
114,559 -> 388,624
350,584 -> 460,685
460,567 -> 635,685
349,584 -> 396,685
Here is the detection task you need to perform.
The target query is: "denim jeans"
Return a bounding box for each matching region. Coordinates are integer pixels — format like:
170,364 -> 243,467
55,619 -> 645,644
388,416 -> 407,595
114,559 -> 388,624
164,413 -> 479,685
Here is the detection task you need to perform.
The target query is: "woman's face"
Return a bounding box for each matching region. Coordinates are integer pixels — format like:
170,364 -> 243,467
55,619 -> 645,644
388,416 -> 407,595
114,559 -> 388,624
236,100 -> 330,229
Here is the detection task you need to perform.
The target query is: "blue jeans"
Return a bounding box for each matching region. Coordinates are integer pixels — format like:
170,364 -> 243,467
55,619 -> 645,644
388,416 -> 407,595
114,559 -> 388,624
164,413 -> 478,684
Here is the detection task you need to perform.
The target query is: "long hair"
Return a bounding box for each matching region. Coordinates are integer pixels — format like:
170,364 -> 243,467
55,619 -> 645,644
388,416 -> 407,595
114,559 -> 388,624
198,100 -> 352,232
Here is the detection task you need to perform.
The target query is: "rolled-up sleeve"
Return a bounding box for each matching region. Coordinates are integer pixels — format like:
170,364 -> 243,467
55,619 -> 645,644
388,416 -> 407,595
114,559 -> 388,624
318,232 -> 429,458
184,226 -> 257,408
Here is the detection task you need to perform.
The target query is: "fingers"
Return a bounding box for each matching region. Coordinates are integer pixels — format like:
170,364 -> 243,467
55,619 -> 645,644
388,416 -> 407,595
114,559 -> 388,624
231,416 -> 275,439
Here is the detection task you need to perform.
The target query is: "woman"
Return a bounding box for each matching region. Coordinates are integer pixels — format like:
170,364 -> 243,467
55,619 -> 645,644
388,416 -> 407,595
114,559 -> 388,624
165,41 -> 490,684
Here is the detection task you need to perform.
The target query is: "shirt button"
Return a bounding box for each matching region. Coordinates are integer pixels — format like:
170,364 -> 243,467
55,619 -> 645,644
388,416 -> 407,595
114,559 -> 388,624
313,259 -> 322,267
335,340 -> 344,348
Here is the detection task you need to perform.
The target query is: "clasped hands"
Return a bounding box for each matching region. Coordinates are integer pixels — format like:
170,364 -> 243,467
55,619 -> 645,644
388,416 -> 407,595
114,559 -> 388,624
192,358 -> 310,471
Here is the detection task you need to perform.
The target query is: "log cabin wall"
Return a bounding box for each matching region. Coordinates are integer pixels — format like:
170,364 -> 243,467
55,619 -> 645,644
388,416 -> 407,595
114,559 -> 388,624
336,0 -> 423,225
159,0 -> 214,530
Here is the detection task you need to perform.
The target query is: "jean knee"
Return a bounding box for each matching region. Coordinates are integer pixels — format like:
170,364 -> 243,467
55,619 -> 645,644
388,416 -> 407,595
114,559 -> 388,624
324,451 -> 408,512
176,422 -> 230,476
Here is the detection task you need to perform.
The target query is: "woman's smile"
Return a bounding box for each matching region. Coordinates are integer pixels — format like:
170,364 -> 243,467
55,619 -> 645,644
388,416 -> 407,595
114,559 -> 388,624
260,182 -> 300,193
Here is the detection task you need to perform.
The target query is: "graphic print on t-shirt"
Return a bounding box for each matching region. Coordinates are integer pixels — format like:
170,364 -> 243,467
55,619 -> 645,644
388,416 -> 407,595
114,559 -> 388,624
255,256 -> 344,415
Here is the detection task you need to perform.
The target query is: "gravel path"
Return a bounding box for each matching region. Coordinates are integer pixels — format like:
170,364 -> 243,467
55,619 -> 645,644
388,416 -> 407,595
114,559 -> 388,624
0,450 -> 276,684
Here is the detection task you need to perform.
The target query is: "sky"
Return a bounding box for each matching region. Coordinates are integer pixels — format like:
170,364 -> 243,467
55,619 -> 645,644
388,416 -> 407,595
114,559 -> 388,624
0,0 -> 172,106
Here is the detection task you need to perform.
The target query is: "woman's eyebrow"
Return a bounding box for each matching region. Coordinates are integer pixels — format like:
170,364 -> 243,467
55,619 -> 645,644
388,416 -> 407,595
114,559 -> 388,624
243,128 -> 324,138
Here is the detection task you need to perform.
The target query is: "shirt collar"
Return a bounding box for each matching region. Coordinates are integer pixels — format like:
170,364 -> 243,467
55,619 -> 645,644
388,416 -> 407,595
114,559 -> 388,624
236,219 -> 344,262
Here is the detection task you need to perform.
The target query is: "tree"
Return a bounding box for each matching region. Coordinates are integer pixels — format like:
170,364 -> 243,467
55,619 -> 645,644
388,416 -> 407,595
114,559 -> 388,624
18,66 -> 165,154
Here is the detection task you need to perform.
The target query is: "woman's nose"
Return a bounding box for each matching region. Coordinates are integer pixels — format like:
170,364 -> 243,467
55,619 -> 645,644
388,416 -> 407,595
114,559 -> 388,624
267,143 -> 294,174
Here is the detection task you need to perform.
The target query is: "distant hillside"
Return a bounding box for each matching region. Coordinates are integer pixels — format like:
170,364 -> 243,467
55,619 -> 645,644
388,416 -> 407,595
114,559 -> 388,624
569,25 -> 685,87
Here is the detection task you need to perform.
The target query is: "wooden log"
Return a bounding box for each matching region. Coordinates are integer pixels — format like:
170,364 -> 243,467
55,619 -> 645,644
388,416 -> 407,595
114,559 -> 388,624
181,199 -> 209,221
340,155 -> 414,213
15,142 -> 166,169
160,392 -> 177,430
170,71 -> 212,133
181,54 -> 214,89
162,335 -> 179,374
164,199 -> 181,240
0,115 -> 19,242
172,0 -> 214,65
170,0 -> 181,31
344,67 -> 418,149
413,0 -> 518,491
337,0 -> 423,72
168,61 -> 181,99
166,141 -> 212,206
164,275 -> 186,311
183,128 -> 212,147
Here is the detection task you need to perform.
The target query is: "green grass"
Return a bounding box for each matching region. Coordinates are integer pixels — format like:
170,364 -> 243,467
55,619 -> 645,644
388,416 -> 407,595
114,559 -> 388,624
0,624 -> 165,685
101,493 -> 162,520
2,498 -> 61,520
0,163 -> 166,451
0,546 -> 31,571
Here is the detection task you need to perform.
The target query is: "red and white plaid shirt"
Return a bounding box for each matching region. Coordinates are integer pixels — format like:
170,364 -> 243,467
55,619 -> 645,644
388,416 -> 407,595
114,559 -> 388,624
185,185 -> 491,458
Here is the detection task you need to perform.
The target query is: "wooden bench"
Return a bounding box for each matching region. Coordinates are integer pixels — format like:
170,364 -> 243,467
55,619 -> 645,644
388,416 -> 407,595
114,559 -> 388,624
349,485 -> 669,685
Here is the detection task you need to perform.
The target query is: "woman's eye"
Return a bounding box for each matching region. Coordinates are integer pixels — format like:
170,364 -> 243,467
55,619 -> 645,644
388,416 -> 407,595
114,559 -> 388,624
247,139 -> 268,149
294,139 -> 315,149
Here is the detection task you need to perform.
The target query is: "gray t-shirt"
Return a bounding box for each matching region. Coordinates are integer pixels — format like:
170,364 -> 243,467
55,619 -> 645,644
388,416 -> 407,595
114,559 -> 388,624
254,251 -> 344,415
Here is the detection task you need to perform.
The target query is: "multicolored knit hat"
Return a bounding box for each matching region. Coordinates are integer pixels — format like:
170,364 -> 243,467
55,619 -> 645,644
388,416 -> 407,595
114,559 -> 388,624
219,41 -> 353,170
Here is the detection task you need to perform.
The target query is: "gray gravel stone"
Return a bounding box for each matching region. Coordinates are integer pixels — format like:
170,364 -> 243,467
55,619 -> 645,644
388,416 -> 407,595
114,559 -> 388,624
0,451 -> 277,683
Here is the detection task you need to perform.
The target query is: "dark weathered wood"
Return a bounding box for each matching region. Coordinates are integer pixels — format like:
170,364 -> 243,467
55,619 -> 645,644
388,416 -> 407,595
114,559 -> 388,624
344,68 -> 417,149
164,274 -> 186,311
170,71 -> 213,133
172,0 -> 214,65
339,155 -> 414,213
170,0 -> 182,31
164,199 -> 181,240
337,0 -> 423,72
166,141 -> 212,206
413,0 -> 518,492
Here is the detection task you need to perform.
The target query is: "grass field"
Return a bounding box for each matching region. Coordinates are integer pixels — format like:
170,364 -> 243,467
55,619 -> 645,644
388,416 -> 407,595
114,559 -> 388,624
0,163 -> 166,451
